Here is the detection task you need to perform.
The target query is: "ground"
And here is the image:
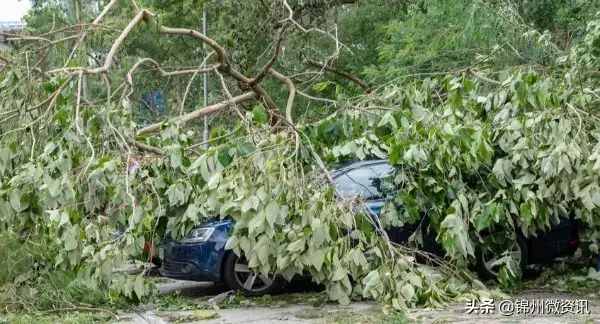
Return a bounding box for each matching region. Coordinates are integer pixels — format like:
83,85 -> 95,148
3,266 -> 599,324
110,274 -> 600,324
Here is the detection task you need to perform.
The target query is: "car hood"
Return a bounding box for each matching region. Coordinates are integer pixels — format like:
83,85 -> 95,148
195,216 -> 233,228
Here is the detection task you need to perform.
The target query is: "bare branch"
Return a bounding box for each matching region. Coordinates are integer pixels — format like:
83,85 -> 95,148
1,32 -> 52,44
50,10 -> 153,75
214,68 -> 251,126
125,58 -> 215,87
160,27 -> 229,67
129,139 -> 165,155
249,25 -> 289,86
159,27 -> 282,120
137,92 -> 257,135
180,57 -> 215,116
37,23 -> 116,38
93,0 -> 118,24
308,60 -> 372,93
128,0 -> 141,13
0,54 -> 13,65
297,90 -> 337,106
281,0 -> 352,57
158,26 -> 286,117
270,69 -> 295,124
468,68 -> 502,85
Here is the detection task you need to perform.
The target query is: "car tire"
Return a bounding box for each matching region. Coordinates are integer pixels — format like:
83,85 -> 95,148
475,233 -> 529,281
222,252 -> 284,296
151,257 -> 162,268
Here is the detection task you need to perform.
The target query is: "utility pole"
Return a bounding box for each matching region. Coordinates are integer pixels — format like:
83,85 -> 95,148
202,6 -> 210,150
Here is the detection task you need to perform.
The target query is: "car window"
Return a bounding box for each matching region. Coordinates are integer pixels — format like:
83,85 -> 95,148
334,163 -> 393,200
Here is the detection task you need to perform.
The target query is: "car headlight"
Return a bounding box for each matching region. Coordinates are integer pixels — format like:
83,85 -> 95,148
182,227 -> 215,243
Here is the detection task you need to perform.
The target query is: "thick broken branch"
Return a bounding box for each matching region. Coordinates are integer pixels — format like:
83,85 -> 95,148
308,60 -> 372,93
137,92 -> 256,135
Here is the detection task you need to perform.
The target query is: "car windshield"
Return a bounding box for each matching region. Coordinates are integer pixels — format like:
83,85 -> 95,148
334,163 -> 393,200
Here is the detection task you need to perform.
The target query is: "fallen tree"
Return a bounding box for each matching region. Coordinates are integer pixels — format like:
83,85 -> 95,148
0,0 -> 599,315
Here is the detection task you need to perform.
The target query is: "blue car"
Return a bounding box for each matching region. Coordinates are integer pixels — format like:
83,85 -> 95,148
159,160 -> 580,294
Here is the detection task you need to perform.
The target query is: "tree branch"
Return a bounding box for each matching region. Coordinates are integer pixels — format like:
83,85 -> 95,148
49,10 -> 152,75
128,139 -> 165,155
270,69 -> 295,124
297,90 -> 337,106
467,68 -> 502,85
249,25 -> 289,86
128,0 -> 141,13
137,92 -> 257,135
93,0 -> 117,24
125,58 -> 215,87
160,27 -> 229,67
0,54 -> 13,65
308,60 -> 372,93
159,26 -> 282,123
1,32 -> 52,44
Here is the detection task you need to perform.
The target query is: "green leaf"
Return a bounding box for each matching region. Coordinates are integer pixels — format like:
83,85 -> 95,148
331,266 -> 346,281
64,234 -> 78,251
265,201 -> 280,227
287,239 -> 305,252
476,204 -> 495,231
225,236 -> 238,250
378,113 -> 397,129
400,283 -> 415,301
252,106 -> 268,125
59,212 -> 70,227
311,249 -> 325,271
241,197 -> 253,213
442,123 -> 454,136
218,146 -> 232,167
9,190 -> 21,212
237,142 -> 255,156
134,274 -> 145,299
312,81 -> 329,92
193,310 -> 219,320
248,211 -> 265,233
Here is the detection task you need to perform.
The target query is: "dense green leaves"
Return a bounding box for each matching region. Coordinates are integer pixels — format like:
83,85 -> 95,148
1,0 -> 600,315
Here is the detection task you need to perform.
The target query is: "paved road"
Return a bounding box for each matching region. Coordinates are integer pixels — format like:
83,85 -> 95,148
112,277 -> 373,324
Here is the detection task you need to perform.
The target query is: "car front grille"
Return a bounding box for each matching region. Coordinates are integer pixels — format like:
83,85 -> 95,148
162,260 -> 173,272
161,260 -> 193,274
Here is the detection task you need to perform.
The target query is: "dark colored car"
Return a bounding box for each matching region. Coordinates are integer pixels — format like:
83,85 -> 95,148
159,160 -> 580,294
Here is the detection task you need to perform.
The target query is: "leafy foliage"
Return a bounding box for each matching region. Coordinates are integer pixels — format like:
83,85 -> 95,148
1,0 -> 600,316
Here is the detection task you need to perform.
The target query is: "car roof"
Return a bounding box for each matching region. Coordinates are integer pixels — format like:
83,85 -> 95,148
330,159 -> 390,178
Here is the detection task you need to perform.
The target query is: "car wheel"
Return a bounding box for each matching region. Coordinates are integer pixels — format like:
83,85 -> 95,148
151,257 -> 162,268
222,253 -> 283,296
476,234 -> 529,281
